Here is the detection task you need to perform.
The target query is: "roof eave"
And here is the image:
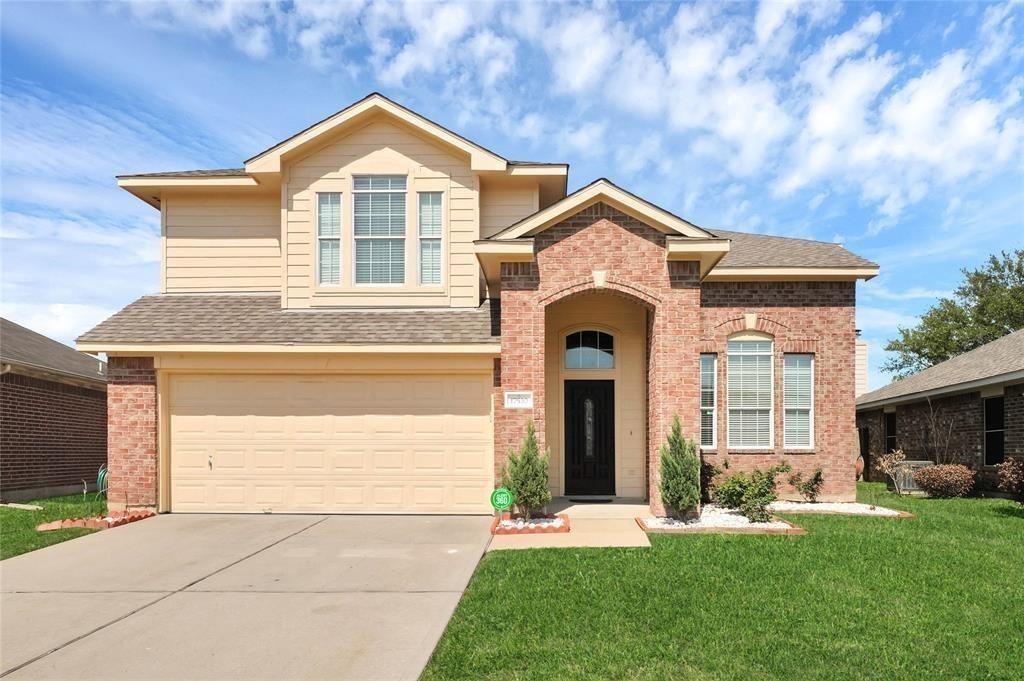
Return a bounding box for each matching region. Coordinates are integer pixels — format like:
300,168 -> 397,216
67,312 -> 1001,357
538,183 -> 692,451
704,266 -> 880,281
856,369 -> 1024,411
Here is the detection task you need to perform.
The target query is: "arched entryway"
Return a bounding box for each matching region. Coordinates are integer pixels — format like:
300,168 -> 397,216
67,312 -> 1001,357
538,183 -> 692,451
544,290 -> 651,499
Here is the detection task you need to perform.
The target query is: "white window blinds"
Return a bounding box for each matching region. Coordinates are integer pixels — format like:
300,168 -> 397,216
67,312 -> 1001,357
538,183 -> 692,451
784,354 -> 813,448
419,192 -> 442,285
727,339 -> 773,448
354,175 -> 406,284
700,354 -> 717,448
317,193 -> 341,285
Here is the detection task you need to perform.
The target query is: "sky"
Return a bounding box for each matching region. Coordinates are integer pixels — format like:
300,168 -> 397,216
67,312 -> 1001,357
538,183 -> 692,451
1,0 -> 1022,391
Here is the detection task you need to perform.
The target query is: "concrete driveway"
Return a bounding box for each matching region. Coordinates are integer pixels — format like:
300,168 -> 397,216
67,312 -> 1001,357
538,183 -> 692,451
0,514 -> 491,680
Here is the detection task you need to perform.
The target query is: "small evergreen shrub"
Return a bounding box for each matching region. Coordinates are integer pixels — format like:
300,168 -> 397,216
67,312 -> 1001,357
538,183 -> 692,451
913,464 -> 975,498
714,462 -> 791,522
500,421 -> 552,519
788,468 -> 825,502
713,472 -> 749,509
659,416 -> 701,518
996,458 -> 1024,506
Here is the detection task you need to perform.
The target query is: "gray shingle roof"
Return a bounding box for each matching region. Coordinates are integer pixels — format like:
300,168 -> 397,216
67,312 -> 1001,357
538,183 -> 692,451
78,295 -> 500,345
857,329 -> 1024,408
1,318 -> 106,382
711,230 -> 877,269
117,168 -> 247,179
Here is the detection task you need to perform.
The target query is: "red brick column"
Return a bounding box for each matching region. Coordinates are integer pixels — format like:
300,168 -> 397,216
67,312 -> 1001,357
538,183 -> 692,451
107,357 -> 158,511
646,261 -> 702,516
494,262 -> 545,482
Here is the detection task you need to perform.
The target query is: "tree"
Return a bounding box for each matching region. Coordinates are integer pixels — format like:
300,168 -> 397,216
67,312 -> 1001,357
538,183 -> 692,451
882,250 -> 1024,378
659,415 -> 701,518
500,421 -> 551,519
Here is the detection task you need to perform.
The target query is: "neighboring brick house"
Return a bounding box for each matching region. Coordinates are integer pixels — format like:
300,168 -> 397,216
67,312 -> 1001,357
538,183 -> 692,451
856,330 -> 1024,490
77,93 -> 878,515
1,318 -> 107,502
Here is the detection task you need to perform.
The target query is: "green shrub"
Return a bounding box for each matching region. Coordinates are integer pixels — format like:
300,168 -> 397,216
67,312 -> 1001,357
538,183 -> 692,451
500,421 -> 552,519
659,416 -> 701,518
913,464 -> 975,498
714,472 -> 749,509
788,468 -> 825,502
715,462 -> 792,522
996,458 -> 1024,506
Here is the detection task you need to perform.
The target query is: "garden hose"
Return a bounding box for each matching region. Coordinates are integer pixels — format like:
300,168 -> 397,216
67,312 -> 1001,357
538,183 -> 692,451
96,465 -> 108,499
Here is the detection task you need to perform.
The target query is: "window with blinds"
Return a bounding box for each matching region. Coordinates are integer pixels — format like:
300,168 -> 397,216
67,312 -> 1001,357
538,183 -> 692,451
316,193 -> 341,285
727,339 -> 773,448
419,192 -> 442,285
700,354 -> 717,448
354,175 -> 406,284
783,354 -> 813,448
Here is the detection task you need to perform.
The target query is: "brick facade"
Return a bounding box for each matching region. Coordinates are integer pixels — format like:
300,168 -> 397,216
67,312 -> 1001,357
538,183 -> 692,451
106,357 -> 158,511
495,203 -> 858,513
0,372 -> 107,500
857,383 -> 1024,490
700,281 -> 858,500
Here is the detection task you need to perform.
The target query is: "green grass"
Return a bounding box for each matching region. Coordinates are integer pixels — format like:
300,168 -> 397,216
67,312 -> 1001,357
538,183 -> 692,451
0,493 -> 107,560
425,484 -> 1024,680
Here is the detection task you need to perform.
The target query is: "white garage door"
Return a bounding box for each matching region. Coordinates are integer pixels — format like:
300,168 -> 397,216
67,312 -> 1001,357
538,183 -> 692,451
168,374 -> 493,514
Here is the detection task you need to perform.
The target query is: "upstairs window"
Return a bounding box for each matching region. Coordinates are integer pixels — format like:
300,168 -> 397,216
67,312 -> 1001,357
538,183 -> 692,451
984,396 -> 1005,466
418,192 -> 442,285
354,175 -> 406,284
565,330 -> 614,369
316,193 -> 341,285
727,338 -> 773,448
783,354 -> 813,448
700,354 -> 717,448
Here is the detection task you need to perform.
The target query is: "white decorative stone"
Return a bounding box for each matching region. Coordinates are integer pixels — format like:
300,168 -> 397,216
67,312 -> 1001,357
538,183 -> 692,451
769,501 -> 901,516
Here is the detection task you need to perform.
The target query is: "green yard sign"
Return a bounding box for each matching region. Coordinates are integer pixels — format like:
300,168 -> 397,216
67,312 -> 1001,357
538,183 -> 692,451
490,487 -> 515,511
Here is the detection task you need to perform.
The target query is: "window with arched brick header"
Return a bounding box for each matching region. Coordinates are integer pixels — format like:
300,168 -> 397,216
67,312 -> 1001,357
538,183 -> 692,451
727,333 -> 773,448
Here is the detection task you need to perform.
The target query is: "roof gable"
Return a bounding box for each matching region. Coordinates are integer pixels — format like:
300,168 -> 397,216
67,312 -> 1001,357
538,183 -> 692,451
245,93 -> 507,174
489,178 -> 714,240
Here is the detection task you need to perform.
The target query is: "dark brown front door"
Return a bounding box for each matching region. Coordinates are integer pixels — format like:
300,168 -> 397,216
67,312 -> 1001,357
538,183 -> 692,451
564,380 -> 615,495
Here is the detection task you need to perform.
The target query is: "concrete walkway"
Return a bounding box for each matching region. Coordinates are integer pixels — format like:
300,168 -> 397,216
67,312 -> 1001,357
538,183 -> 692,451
488,499 -> 652,550
0,514 -> 491,680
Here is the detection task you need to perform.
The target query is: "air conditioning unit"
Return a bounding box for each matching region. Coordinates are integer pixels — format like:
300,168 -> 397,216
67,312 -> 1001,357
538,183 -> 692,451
889,460 -> 934,493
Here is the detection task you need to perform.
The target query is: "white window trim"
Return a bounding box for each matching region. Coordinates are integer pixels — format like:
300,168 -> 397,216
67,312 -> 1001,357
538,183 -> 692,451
417,191 -> 445,287
700,354 -> 717,450
983,396 -> 1006,468
352,174 -> 408,287
783,353 -> 814,450
315,192 -> 342,287
726,339 -> 774,450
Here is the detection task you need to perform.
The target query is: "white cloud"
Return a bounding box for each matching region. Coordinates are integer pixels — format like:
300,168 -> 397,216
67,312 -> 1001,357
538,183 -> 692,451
562,121 -> 608,158
0,303 -> 116,348
856,306 -> 919,334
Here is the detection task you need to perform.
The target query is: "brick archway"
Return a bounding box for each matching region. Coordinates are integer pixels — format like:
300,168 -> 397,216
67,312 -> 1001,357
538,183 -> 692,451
494,202 -> 703,514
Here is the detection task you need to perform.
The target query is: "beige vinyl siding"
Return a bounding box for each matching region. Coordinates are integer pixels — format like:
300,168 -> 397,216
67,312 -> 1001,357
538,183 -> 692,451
480,181 -> 539,238
544,292 -> 647,498
164,193 -> 281,293
283,117 -> 480,308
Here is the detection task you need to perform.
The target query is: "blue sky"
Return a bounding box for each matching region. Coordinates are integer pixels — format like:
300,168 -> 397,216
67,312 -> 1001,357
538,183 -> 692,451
1,0 -> 1022,390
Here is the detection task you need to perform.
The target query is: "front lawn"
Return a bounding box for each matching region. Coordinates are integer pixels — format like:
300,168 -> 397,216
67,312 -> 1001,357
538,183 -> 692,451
0,494 -> 107,560
425,484 -> 1024,680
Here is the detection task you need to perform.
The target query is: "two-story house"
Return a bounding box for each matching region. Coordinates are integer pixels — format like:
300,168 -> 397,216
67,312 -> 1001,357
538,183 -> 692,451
79,93 -> 878,516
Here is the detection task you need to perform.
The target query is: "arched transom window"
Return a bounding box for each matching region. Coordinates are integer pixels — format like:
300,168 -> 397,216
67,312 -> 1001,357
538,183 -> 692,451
565,330 -> 614,370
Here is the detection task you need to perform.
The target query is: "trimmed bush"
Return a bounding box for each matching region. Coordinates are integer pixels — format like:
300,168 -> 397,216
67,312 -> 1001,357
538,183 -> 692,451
913,464 -> 975,498
996,458 -> 1024,506
789,468 -> 825,502
501,421 -> 552,519
659,415 -> 701,518
714,462 -> 792,522
713,472 -> 749,509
